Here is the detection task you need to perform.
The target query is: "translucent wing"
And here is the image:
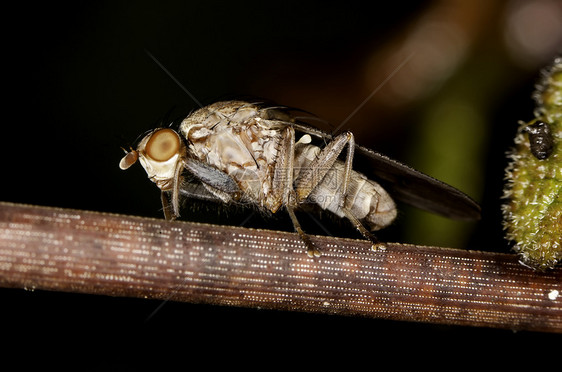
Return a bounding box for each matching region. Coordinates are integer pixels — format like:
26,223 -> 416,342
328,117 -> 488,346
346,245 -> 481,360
353,144 -> 481,220
265,107 -> 481,221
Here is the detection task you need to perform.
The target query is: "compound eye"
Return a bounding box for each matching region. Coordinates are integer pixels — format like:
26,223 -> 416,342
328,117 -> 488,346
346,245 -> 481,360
145,129 -> 181,161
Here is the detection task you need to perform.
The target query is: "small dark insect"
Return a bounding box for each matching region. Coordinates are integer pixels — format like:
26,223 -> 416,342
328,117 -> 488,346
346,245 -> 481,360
524,120 -> 554,160
120,100 -> 481,256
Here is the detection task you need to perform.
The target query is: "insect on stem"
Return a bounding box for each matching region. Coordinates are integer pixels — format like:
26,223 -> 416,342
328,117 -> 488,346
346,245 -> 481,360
120,100 -> 480,256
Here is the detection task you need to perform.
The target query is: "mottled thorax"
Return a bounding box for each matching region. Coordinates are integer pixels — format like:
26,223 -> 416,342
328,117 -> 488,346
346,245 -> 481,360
180,101 -> 282,210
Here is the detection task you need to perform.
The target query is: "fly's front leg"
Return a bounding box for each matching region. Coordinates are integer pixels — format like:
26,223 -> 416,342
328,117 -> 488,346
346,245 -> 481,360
271,125 -> 320,257
161,160 -> 185,220
161,191 -> 175,221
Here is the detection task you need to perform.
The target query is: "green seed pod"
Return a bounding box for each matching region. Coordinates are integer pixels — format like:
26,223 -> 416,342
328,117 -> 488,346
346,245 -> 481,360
502,56 -> 562,270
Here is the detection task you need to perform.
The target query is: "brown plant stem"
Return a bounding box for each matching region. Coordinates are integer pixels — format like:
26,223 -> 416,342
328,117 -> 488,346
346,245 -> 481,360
0,201 -> 560,333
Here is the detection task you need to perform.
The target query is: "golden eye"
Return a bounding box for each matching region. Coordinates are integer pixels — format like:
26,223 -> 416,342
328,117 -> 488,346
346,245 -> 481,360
145,129 -> 181,161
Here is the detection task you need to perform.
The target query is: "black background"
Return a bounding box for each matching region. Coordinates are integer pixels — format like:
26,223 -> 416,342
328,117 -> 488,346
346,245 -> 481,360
2,1 -> 560,369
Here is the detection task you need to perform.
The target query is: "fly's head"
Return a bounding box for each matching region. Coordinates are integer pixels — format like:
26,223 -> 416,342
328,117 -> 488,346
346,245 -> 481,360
119,128 -> 186,191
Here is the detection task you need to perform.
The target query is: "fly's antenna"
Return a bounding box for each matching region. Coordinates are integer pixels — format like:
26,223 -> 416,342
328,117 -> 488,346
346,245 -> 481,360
117,127 -> 153,156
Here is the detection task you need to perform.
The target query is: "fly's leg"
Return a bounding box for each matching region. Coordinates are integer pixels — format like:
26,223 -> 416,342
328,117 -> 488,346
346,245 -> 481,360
271,126 -> 296,209
294,131 -> 355,204
271,125 -> 321,257
161,191 -> 176,221
294,131 -> 383,250
161,161 -> 185,220
287,199 -> 321,257
341,208 -> 386,251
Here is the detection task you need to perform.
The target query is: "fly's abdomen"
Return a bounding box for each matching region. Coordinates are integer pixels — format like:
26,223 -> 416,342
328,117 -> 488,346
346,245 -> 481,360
295,144 -> 397,230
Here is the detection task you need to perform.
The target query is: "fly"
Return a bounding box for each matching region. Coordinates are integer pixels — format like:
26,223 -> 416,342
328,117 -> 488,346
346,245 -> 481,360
120,100 -> 481,257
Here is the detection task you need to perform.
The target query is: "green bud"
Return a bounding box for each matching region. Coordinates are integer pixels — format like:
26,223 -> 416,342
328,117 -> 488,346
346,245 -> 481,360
503,56 -> 562,270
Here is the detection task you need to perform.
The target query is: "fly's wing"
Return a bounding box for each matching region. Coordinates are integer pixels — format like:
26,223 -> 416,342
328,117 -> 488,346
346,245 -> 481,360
286,120 -> 481,221
353,145 -> 481,220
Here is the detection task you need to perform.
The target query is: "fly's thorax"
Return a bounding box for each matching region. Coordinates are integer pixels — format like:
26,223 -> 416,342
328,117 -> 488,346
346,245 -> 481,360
182,121 -> 279,166
133,128 -> 185,191
181,101 -> 262,131
180,106 -> 284,206
179,101 -> 268,145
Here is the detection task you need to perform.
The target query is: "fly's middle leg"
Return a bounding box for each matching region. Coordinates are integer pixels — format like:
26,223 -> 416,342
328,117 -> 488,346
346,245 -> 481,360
271,126 -> 296,210
287,200 -> 321,257
271,125 -> 320,257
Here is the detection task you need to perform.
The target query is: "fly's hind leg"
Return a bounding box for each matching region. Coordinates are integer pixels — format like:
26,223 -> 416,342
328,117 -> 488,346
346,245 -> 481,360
294,131 -> 385,252
341,208 -> 386,251
292,131 -> 357,255
294,131 -> 355,204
